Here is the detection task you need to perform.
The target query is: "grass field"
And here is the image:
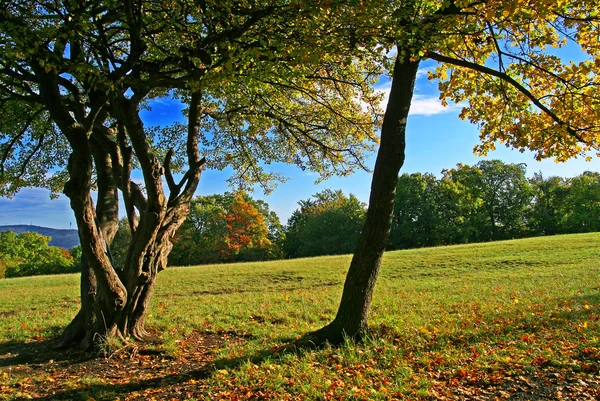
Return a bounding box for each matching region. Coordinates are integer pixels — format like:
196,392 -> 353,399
1,233 -> 599,400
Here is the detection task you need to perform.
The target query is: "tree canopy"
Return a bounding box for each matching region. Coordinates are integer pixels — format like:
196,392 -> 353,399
283,189 -> 366,258
170,191 -> 282,265
314,0 -> 600,343
0,0 -> 382,348
0,230 -> 76,278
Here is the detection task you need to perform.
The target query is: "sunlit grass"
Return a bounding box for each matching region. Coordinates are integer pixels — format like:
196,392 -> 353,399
1,233 -> 599,399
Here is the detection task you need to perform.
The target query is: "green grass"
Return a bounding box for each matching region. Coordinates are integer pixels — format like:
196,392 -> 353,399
1,233 -> 599,400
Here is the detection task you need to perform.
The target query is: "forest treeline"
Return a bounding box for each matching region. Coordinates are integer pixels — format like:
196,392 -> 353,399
0,230 -> 80,278
162,159 -> 600,265
1,159 -> 599,277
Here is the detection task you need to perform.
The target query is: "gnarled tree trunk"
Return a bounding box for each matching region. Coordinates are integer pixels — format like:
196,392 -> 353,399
57,91 -> 205,350
313,54 -> 421,344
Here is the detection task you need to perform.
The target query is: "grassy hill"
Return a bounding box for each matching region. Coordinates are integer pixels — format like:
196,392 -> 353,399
0,225 -> 79,249
0,233 -> 599,400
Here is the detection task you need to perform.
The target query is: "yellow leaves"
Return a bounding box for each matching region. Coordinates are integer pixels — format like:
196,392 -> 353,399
438,68 -> 449,81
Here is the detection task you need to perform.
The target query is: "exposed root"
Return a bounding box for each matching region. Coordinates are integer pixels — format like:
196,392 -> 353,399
131,326 -> 154,342
307,320 -> 369,346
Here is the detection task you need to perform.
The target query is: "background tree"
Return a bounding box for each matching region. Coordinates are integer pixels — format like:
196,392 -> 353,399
314,0 -> 600,343
563,172 -> 600,233
283,189 -> 366,257
528,173 -> 570,236
109,218 -> 132,270
170,196 -> 228,266
223,193 -> 275,262
0,230 -> 75,277
445,160 -> 532,241
436,170 -> 483,244
388,173 -> 442,249
170,192 -> 283,265
0,1 -> 381,349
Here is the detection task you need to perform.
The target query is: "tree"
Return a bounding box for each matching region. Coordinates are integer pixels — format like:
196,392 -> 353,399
436,170 -> 483,244
388,173 -> 442,249
283,189 -> 366,257
170,192 -> 282,265
170,196 -> 228,265
528,172 -> 570,235
110,218 -> 132,270
314,0 -> 600,343
0,230 -> 75,277
444,160 -> 532,241
563,171 -> 600,232
224,193 -> 275,261
0,1 -> 381,348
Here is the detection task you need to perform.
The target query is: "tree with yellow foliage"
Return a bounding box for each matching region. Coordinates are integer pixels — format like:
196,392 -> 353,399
315,0 -> 600,343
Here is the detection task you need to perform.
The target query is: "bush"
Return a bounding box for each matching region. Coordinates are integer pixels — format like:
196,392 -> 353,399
0,230 -> 77,278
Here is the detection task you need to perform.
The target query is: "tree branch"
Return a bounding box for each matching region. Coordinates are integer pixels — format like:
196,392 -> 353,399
426,50 -> 591,145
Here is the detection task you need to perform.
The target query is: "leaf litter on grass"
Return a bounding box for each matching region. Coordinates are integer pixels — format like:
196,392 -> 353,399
1,233 -> 600,400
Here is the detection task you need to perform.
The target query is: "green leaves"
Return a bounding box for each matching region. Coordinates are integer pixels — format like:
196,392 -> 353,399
170,191 -> 283,265
0,230 -> 76,278
283,189 -> 366,258
0,102 -> 69,197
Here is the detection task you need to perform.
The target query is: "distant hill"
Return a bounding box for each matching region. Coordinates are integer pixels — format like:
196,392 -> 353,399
0,225 -> 79,249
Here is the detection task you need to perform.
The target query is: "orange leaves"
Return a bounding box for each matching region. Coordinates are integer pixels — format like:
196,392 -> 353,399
224,193 -> 271,256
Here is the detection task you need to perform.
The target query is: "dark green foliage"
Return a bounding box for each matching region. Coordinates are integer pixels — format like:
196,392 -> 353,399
389,173 -> 442,249
69,244 -> 82,272
0,230 -> 76,278
389,160 -> 533,249
528,173 -> 569,235
388,161 -> 600,250
445,160 -> 533,241
109,219 -> 132,269
562,171 -> 600,233
283,189 -> 366,258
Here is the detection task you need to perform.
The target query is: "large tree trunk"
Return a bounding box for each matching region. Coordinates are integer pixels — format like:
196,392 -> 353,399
57,92 -> 205,350
312,54 -> 420,344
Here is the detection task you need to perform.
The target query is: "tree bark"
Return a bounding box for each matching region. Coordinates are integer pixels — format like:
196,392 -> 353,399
57,92 -> 205,350
312,54 -> 420,344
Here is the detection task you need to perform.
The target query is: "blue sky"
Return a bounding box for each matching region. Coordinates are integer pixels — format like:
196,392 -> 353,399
1,60 -> 598,229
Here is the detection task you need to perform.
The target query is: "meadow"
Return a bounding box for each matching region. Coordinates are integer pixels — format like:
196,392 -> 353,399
1,233 -> 599,400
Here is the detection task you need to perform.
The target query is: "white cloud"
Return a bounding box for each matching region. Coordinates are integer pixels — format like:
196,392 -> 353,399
410,95 -> 461,116
376,85 -> 461,116
416,67 -> 435,80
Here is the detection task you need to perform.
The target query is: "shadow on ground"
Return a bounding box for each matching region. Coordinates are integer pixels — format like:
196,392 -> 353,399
0,335 -> 96,368
9,332 -> 325,400
2,292 -> 599,400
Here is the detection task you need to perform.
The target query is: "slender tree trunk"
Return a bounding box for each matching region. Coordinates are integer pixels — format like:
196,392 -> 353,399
312,54 -> 420,344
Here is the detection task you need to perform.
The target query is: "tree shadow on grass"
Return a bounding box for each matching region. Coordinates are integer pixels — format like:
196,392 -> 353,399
7,292 -> 600,400
25,332 -> 327,401
0,328 -> 97,368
